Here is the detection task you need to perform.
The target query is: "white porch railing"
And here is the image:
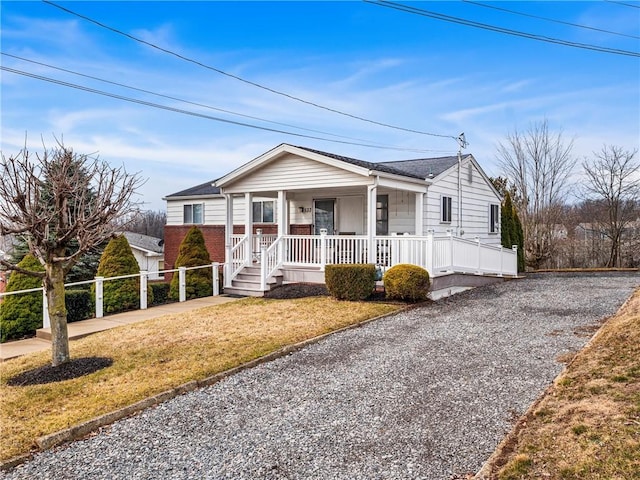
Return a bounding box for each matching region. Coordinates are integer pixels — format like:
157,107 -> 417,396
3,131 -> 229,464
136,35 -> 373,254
225,231 -> 518,292
0,263 -> 222,332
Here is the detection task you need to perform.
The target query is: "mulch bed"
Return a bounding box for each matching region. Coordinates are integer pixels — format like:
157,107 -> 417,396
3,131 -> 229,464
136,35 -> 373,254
6,357 -> 113,386
264,283 -> 389,301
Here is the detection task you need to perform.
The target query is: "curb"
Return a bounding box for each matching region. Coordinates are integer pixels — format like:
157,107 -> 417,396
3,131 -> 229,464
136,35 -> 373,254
1,305 -> 407,472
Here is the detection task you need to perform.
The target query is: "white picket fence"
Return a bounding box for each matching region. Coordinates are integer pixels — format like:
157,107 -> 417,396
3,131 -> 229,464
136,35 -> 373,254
0,263 -> 222,329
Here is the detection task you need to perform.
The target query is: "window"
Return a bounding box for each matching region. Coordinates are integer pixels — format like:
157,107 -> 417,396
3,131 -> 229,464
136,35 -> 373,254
376,195 -> 389,235
183,203 -> 203,224
253,201 -> 274,223
489,204 -> 500,233
441,196 -> 452,223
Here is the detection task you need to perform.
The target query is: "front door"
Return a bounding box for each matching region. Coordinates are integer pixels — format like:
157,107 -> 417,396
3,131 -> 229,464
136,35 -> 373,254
314,199 -> 335,235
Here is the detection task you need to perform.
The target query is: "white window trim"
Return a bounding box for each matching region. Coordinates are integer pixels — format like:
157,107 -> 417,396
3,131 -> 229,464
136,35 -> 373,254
183,203 -> 204,225
252,200 -> 275,224
489,203 -> 500,234
441,195 -> 452,224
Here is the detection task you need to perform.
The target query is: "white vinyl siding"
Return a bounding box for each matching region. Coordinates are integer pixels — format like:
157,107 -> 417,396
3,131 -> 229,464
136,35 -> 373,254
223,153 -> 369,193
166,196 -> 277,226
424,157 -> 501,244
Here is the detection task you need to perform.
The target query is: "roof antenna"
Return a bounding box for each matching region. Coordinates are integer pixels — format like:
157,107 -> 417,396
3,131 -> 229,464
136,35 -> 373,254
457,132 -> 468,152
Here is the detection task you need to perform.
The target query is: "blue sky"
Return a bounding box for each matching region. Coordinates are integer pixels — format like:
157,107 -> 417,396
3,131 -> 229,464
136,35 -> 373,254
2,1 -> 639,211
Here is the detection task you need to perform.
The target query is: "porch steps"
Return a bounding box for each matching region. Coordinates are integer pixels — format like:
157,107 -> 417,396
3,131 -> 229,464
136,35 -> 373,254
224,265 -> 283,297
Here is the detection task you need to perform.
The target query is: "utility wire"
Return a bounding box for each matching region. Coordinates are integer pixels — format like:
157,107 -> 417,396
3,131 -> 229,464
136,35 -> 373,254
2,66 -> 453,154
463,0 -> 640,40
42,0 -> 456,140
605,0 -> 640,9
1,52 -> 406,148
366,0 -> 640,58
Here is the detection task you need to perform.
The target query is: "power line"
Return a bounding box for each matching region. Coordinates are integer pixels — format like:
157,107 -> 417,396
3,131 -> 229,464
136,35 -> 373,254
1,52 -> 406,148
366,0 -> 640,58
42,0 -> 456,140
2,66 -> 454,154
605,0 -> 640,9
463,0 -> 640,40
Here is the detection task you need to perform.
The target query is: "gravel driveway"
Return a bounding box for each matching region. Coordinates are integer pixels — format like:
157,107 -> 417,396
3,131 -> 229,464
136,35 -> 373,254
3,272 -> 638,480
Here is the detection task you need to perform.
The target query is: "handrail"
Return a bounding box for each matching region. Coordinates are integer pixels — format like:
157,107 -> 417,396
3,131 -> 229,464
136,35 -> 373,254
260,236 -> 283,290
0,262 -> 223,331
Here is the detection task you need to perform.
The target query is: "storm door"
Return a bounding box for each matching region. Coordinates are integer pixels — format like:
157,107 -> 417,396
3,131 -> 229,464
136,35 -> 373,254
314,199 -> 335,235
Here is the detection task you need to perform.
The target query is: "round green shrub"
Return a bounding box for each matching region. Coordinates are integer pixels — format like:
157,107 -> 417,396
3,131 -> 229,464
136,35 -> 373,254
94,235 -> 153,314
0,254 -> 44,342
169,226 -> 212,300
383,264 -> 430,302
325,264 -> 375,301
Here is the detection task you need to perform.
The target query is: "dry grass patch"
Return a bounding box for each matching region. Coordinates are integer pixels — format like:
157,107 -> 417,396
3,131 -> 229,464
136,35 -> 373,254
491,288 -> 640,479
0,296 -> 400,462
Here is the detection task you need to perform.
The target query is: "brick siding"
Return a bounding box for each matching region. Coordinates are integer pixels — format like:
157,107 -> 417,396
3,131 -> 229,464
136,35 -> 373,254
163,224 -> 313,281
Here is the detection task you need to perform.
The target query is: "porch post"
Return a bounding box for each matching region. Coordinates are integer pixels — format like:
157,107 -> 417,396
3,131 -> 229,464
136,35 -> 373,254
278,190 -> 287,264
277,190 -> 287,237
245,192 -> 253,264
224,194 -> 233,288
367,183 -> 377,263
415,192 -> 424,235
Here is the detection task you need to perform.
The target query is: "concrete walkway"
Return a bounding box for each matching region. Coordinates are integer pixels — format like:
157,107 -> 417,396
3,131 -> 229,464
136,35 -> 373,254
0,295 -> 241,362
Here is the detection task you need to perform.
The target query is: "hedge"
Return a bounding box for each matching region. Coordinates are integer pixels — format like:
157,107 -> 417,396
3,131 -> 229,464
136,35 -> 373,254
383,264 -> 430,302
325,264 -> 376,301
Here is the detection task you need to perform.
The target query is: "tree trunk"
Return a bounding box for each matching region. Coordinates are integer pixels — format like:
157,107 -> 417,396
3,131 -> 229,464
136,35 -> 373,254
45,261 -> 70,366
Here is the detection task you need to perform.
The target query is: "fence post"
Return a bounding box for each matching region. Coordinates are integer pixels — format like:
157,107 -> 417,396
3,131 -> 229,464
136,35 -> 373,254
140,271 -> 148,310
256,229 -> 263,264
212,263 -> 220,296
179,267 -> 186,302
42,289 -> 50,329
425,233 -> 433,276
320,229 -> 327,271
260,246 -> 267,291
225,244 -> 232,288
95,276 -> 104,318
476,236 -> 481,274
448,230 -> 454,272
512,245 -> 518,276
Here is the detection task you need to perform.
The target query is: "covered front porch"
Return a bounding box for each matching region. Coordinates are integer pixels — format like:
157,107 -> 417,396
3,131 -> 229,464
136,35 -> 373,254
224,230 -> 517,296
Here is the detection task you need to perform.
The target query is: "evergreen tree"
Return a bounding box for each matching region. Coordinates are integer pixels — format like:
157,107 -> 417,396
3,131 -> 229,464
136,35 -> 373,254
501,192 -> 514,250
169,226 -> 212,300
513,207 -> 526,272
94,235 -> 152,313
0,254 -> 44,342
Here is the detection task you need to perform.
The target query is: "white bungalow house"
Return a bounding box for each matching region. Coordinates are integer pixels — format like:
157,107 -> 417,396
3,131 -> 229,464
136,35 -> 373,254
163,144 -> 516,297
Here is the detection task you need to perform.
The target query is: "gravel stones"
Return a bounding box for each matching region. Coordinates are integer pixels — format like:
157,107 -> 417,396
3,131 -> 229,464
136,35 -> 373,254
3,272 -> 638,480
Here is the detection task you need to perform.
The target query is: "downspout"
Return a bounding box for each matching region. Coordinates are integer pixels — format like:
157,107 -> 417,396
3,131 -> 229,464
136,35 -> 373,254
456,133 -> 468,237
367,175 -> 379,264
457,149 -> 462,236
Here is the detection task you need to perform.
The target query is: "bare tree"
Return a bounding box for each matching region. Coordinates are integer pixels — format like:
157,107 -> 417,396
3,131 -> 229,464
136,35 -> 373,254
119,209 -> 167,239
0,141 -> 144,366
582,145 -> 639,267
497,120 -> 576,269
